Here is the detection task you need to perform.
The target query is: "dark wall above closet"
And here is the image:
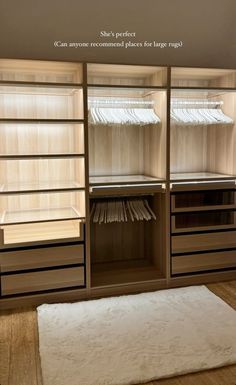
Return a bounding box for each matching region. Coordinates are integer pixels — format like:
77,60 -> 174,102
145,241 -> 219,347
0,0 -> 235,68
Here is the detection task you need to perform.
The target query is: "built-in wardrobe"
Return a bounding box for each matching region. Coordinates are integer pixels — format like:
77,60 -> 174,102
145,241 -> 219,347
0,60 -> 236,309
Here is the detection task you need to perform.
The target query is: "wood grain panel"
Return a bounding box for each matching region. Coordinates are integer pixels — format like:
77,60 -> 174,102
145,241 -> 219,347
207,92 -> 236,176
0,59 -> 83,83
172,231 -> 236,253
172,250 -> 236,274
0,158 -> 85,190
0,244 -> 84,272
1,266 -> 85,295
0,88 -> 84,120
171,67 -> 236,88
0,123 -> 84,156
87,64 -> 167,86
0,220 -> 83,247
170,124 -> 208,173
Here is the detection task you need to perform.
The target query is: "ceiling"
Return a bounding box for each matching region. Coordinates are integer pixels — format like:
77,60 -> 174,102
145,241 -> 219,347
0,0 -> 235,68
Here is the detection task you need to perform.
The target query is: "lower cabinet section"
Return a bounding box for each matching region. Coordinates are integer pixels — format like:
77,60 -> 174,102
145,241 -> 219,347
172,230 -> 236,253
172,250 -> 236,275
1,266 -> 85,296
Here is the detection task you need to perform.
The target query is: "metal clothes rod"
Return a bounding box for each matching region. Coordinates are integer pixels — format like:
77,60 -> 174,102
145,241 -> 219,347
171,99 -> 224,106
88,98 -> 154,106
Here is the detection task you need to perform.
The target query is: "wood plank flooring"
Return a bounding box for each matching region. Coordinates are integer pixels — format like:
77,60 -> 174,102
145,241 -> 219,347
0,281 -> 236,385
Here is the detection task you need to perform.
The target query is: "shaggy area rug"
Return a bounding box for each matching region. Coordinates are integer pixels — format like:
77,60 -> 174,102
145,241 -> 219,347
37,286 -> 236,385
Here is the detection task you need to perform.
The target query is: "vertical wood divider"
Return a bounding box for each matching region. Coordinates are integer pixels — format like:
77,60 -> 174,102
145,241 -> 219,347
82,63 -> 91,292
166,66 -> 171,285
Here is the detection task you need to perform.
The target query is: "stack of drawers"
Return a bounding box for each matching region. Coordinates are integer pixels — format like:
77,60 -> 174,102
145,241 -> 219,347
171,187 -> 236,276
0,224 -> 86,297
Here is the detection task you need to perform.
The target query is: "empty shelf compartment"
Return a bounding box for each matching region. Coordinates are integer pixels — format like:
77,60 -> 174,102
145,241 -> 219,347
171,190 -> 235,212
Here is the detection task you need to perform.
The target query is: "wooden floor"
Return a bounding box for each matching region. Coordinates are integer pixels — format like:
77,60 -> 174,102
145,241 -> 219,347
0,281 -> 236,385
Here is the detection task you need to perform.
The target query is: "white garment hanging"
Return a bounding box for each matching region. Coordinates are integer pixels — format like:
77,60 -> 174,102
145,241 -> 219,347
89,107 -> 161,125
170,106 -> 233,125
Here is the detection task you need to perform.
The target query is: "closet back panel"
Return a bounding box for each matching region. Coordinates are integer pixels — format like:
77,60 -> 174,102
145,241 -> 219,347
0,59 -> 83,84
87,64 -> 167,87
171,67 -> 236,88
170,125 -> 208,174
0,123 -> 84,156
0,87 -> 84,120
0,158 -> 85,190
206,92 -> 236,176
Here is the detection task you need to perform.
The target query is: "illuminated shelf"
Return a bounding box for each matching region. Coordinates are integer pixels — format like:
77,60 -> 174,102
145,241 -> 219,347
0,206 -> 84,225
0,181 -> 84,193
170,172 -> 234,181
90,174 -> 163,185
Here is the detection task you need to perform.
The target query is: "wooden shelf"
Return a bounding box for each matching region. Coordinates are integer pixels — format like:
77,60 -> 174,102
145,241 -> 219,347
0,80 -> 83,88
0,206 -> 83,225
170,172 -> 234,181
0,154 -> 84,159
92,260 -> 164,287
0,181 -> 84,193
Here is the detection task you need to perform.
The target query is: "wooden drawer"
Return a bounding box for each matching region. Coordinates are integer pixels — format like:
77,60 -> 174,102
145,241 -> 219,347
171,190 -> 235,213
0,244 -> 84,273
172,231 -> 236,254
0,220 -> 84,249
172,250 -> 236,275
1,266 -> 85,295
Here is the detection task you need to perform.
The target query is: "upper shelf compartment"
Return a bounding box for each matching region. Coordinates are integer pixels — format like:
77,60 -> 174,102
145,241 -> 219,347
0,59 -> 83,84
0,85 -> 84,120
87,64 -> 167,87
171,67 -> 236,89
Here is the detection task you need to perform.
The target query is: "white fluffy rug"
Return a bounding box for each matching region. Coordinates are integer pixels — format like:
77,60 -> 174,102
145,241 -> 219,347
37,286 -> 236,385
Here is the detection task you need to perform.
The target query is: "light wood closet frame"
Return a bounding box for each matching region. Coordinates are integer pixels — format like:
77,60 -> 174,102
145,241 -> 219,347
170,66 -> 236,287
1,61 -> 236,309
0,60 -> 88,306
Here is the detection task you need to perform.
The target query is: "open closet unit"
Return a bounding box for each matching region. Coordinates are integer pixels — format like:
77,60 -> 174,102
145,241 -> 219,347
1,60 -> 236,309
170,67 -> 236,281
87,64 -> 168,289
0,59 -> 87,299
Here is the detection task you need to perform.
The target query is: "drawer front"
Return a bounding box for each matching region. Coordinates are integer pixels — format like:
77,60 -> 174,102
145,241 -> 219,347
1,266 -> 85,295
172,231 -> 236,254
0,220 -> 84,248
172,250 -> 236,275
171,181 -> 235,192
0,244 -> 84,273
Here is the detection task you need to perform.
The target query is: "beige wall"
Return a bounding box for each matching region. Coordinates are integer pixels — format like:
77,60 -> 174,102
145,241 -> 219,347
0,0 -> 235,68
